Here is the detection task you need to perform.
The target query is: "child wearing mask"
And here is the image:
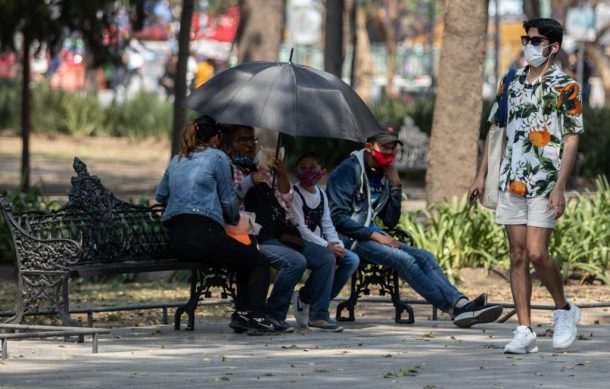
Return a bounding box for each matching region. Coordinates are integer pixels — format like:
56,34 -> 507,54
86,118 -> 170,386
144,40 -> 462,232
290,152 -> 360,331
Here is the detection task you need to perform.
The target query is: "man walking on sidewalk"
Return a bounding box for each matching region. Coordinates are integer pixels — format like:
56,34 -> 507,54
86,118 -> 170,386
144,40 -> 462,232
469,18 -> 584,354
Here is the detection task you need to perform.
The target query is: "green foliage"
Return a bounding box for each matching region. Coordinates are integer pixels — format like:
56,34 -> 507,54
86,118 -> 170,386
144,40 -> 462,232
551,176 -> 610,284
397,195 -> 508,282
0,79 -> 19,130
397,176 -> 610,283
373,96 -> 609,181
0,0 -> 146,67
2,81 -> 172,138
372,97 -> 435,135
0,187 -> 63,264
580,106 -> 610,180
104,92 -> 172,138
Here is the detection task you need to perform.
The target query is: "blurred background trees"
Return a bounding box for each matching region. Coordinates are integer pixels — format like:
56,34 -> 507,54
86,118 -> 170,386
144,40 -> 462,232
1,0 -> 609,201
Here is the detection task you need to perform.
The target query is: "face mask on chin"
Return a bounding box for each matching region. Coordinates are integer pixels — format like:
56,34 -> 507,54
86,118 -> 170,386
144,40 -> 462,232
370,149 -> 395,167
232,152 -> 255,168
524,43 -> 554,67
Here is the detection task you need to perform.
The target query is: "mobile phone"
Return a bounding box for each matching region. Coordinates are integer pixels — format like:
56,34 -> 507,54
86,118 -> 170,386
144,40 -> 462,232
469,190 -> 479,210
278,146 -> 285,161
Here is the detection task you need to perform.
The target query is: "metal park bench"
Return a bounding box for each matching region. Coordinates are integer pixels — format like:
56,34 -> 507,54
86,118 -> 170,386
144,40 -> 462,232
0,157 -> 235,332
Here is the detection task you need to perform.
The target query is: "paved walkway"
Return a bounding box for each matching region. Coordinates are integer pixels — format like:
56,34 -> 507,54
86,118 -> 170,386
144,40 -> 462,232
1,318 -> 608,388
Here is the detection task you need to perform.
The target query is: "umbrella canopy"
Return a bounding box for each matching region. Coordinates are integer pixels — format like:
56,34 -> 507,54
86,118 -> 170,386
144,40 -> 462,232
185,61 -> 383,142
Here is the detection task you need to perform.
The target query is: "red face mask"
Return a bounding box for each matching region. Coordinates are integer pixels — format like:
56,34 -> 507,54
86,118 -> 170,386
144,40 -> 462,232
371,150 -> 395,167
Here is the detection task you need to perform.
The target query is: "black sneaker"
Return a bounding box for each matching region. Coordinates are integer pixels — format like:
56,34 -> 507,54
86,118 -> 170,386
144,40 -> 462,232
453,301 -> 503,328
469,293 -> 488,308
267,317 -> 295,333
247,316 -> 276,336
229,311 -> 249,333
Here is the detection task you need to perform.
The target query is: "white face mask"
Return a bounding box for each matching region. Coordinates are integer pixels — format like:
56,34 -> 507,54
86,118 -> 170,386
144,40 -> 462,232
524,43 -> 554,67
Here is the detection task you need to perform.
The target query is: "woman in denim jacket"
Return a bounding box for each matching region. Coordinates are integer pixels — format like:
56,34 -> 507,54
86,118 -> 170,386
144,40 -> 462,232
156,115 -> 274,336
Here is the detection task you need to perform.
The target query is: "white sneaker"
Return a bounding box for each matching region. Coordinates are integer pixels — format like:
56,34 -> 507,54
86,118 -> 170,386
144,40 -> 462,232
291,291 -> 309,328
504,325 -> 538,354
553,302 -> 581,349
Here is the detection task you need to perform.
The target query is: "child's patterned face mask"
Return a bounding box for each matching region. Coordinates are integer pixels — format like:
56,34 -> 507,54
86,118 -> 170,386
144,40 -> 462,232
296,168 -> 324,187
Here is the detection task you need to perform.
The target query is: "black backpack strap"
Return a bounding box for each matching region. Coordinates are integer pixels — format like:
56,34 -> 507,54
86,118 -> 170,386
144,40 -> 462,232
498,67 -> 517,127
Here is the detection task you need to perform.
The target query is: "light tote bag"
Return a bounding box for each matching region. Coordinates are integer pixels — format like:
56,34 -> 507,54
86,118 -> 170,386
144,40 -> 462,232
482,68 -> 516,210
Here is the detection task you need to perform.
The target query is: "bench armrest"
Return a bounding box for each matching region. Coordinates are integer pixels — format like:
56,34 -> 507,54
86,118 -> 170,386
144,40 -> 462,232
1,201 -> 82,272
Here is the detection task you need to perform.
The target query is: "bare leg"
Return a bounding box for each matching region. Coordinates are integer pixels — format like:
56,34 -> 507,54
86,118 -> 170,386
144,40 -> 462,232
506,225 -> 532,327
526,226 -> 567,309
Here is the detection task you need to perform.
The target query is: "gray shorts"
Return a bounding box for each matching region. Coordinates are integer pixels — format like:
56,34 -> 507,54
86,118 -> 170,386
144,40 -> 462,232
495,191 -> 556,229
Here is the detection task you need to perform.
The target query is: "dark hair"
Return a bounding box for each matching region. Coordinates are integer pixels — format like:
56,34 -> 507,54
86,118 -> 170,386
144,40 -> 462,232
523,18 -> 563,46
296,152 -> 324,168
179,115 -> 220,157
220,124 -> 255,146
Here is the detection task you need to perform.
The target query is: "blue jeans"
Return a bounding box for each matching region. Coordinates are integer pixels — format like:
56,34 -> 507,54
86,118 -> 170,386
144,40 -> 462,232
354,241 -> 464,312
330,249 -> 360,300
260,239 -> 336,321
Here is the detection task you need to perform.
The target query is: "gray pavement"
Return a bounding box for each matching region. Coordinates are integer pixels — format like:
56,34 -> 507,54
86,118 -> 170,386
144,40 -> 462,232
1,318 -> 608,389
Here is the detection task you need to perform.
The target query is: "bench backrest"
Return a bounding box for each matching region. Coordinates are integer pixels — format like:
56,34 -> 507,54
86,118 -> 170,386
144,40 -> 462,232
2,158 -> 172,265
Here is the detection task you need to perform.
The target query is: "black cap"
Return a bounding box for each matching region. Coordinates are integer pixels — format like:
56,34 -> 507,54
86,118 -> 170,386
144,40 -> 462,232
367,127 -> 403,146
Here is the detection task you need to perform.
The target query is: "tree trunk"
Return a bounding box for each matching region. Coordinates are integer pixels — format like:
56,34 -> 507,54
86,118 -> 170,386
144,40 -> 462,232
171,0 -> 194,157
235,0 -> 286,150
376,0 -> 398,98
324,0 -> 344,77
587,46 -> 610,103
351,4 -> 373,102
586,24 -> 610,102
20,28 -> 32,193
236,0 -> 285,63
523,0 -> 540,20
425,0 -> 488,204
343,0 -> 354,65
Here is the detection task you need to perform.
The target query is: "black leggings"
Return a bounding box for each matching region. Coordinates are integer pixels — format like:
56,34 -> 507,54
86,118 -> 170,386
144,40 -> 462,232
167,215 -> 270,315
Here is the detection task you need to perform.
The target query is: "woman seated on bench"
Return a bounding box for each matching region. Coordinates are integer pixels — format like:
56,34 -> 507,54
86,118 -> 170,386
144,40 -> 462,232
155,115 -> 274,336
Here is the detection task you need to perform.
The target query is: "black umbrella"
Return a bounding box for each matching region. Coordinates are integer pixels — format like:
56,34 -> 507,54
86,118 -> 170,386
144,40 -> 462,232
184,58 -> 383,143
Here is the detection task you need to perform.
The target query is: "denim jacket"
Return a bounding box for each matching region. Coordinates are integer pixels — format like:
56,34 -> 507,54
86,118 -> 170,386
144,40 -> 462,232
325,149 -> 403,250
155,148 -> 240,227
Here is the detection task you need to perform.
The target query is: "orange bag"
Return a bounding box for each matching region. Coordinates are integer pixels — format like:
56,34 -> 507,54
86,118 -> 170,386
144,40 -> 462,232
226,212 -> 253,245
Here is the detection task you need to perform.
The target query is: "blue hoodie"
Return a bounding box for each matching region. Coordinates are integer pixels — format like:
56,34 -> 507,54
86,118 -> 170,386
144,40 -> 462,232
326,149 -> 403,250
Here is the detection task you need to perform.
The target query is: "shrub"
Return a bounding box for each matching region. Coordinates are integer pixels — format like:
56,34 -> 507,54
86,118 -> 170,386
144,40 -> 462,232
397,176 -> 610,284
104,91 -> 172,138
374,96 -> 609,181
0,79 -> 19,130
2,82 -> 172,139
580,106 -> 610,180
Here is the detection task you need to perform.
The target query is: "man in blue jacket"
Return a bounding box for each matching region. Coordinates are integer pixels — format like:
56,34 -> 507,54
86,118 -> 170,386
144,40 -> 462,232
326,128 -> 503,327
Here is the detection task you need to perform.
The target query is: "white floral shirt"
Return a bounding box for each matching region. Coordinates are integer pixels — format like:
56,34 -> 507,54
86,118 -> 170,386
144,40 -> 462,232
488,64 -> 584,198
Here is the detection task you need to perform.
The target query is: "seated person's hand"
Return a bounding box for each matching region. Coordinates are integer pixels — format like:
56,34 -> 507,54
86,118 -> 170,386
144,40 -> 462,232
271,158 -> 287,174
370,231 -> 401,249
328,241 -> 345,258
252,171 -> 268,184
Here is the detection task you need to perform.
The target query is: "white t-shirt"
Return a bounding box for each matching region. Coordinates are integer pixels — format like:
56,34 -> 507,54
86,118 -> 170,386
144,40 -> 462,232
291,183 -> 343,248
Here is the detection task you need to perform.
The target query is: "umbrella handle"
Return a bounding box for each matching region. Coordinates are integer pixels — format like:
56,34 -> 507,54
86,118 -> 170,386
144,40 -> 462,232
271,133 -> 282,188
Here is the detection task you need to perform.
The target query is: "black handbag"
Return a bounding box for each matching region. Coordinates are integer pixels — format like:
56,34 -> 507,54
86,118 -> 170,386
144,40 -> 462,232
243,183 -> 304,251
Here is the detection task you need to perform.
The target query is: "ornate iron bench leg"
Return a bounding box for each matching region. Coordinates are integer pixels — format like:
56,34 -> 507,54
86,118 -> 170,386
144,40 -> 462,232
175,269 -> 199,331
391,271 -> 414,324
336,273 -> 358,322
174,269 -> 198,331
58,275 -> 84,343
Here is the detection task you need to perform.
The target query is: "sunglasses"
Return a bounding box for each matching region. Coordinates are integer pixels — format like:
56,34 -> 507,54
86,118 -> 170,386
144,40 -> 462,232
521,35 -> 550,47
